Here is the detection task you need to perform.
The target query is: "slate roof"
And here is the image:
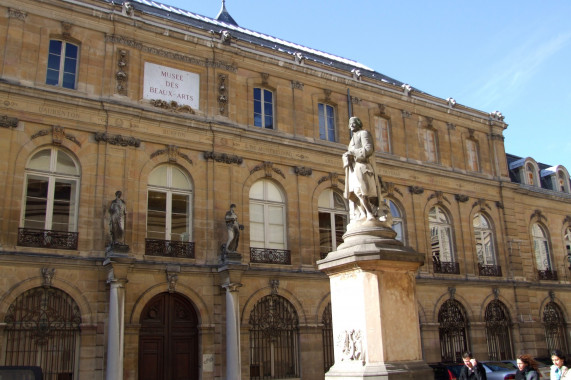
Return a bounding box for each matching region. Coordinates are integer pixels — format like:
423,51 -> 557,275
117,0 -> 410,90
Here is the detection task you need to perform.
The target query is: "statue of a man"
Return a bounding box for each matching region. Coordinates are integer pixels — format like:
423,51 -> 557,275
109,191 -> 127,245
342,117 -> 383,222
224,204 -> 244,252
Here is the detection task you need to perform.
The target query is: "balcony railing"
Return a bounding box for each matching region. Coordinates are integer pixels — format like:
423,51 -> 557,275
145,239 -> 195,258
538,269 -> 558,281
250,247 -> 291,265
18,228 -> 78,250
478,263 -> 503,277
432,257 -> 460,274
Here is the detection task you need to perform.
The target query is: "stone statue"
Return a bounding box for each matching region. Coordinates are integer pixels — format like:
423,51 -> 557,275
109,191 -> 127,245
343,117 -> 383,223
224,204 -> 244,252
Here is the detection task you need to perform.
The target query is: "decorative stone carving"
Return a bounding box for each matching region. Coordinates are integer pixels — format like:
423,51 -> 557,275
250,162 -> 285,179
402,84 -> 412,96
323,89 -> 331,101
33,126 -> 81,146
8,8 -> 27,21
490,110 -> 505,121
337,329 -> 365,362
401,110 -> 411,118
318,173 -> 341,188
294,166 -> 312,176
105,35 -> 237,72
446,97 -> 456,107
151,145 -> 193,165
270,279 -> 279,295
0,115 -> 18,128
455,194 -> 469,203
94,132 -> 141,147
61,22 -> 72,38
351,69 -> 361,80
408,185 -> 424,194
293,52 -> 304,64
166,272 -> 178,293
495,201 -> 504,209
473,199 -> 490,210
493,288 -> 500,300
220,30 -> 232,44
378,104 -> 387,116
448,286 -> 456,299
203,151 -> 243,165
218,74 -> 228,115
261,73 -> 269,85
425,117 -> 434,128
447,122 -> 456,130
116,49 -> 128,95
41,268 -> 55,287
428,191 -> 449,204
531,209 -> 546,222
291,81 -> 304,90
149,99 -> 194,114
122,2 -> 134,16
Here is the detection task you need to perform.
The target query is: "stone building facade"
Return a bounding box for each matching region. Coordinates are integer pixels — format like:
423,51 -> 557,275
0,0 -> 570,379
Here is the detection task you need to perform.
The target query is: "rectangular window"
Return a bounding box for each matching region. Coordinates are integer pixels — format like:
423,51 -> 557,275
374,117 -> 391,153
466,140 -> 480,172
424,129 -> 437,163
254,88 -> 274,129
46,40 -> 79,89
318,103 -> 335,141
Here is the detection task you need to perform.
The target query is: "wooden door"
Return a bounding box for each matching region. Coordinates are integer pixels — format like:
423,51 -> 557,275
139,292 -> 199,380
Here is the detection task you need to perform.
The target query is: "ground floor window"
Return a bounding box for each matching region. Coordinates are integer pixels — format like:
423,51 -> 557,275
438,299 -> 468,362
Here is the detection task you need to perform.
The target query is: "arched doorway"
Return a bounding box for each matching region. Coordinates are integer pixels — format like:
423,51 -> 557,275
543,301 -> 568,355
3,287 -> 81,380
484,300 -> 513,360
438,299 -> 469,362
138,292 -> 199,380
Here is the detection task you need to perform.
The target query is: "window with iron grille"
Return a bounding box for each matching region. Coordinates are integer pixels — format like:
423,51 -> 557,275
3,287 -> 81,380
249,294 -> 300,379
543,301 -> 568,355
322,303 -> 334,373
438,299 -> 469,363
484,300 -> 513,360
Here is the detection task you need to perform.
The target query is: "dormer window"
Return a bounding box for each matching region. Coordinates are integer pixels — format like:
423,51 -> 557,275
526,163 -> 538,186
540,165 -> 570,193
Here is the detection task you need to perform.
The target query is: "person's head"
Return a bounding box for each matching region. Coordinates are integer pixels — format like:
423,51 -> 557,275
462,351 -> 473,368
517,354 -> 538,372
551,349 -> 566,368
230,203 -> 236,210
348,117 -> 363,132
115,190 -> 122,198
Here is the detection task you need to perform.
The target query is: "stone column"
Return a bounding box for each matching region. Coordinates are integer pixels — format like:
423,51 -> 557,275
317,223 -> 432,379
222,282 -> 242,380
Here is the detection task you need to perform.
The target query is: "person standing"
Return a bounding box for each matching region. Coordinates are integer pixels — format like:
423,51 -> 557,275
459,351 -> 487,380
551,350 -> 570,380
515,354 -> 539,380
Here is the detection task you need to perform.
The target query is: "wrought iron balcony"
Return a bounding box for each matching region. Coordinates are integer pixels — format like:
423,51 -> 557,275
250,247 -> 291,265
145,238 -> 195,258
537,269 -> 558,281
432,257 -> 460,274
17,228 -> 78,250
478,263 -> 503,277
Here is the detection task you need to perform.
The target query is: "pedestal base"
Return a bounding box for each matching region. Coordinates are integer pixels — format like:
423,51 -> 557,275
326,360 -> 433,379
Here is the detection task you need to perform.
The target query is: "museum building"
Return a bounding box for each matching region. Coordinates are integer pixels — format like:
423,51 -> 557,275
1,0 -> 571,379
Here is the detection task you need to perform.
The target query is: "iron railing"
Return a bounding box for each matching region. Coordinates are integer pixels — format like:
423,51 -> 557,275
145,238 -> 195,258
538,269 -> 558,281
17,228 -> 78,250
478,263 -> 503,277
433,259 -> 460,274
250,247 -> 291,264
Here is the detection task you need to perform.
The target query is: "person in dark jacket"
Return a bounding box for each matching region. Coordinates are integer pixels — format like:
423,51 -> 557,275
515,354 -> 539,380
459,351 -> 487,380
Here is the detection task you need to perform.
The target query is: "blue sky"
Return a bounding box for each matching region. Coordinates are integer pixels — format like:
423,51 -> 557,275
160,0 -> 571,169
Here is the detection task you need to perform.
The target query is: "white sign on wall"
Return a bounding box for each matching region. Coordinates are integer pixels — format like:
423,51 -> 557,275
143,62 -> 200,109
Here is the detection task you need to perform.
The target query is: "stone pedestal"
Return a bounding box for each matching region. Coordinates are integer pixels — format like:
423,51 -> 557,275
317,221 -> 432,379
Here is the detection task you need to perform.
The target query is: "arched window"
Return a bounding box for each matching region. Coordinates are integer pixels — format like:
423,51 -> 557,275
526,163 -> 538,186
322,303 -> 334,372
484,300 -> 513,360
4,287 -> 81,379
532,223 -> 555,280
429,206 -> 457,273
250,180 -> 286,249
318,189 -> 348,258
474,213 -> 501,276
388,199 -> 404,243
438,299 -> 469,362
543,301 -> 568,355
558,170 -> 570,193
249,294 -> 300,379
19,147 -> 80,249
146,165 -> 194,258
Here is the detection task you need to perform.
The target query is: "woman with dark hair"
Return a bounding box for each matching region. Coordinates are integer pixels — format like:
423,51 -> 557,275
551,349 -> 570,379
515,354 -> 539,380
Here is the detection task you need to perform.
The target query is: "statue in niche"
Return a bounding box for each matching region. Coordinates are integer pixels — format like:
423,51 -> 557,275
109,190 -> 127,246
224,204 -> 244,253
343,117 -> 386,224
